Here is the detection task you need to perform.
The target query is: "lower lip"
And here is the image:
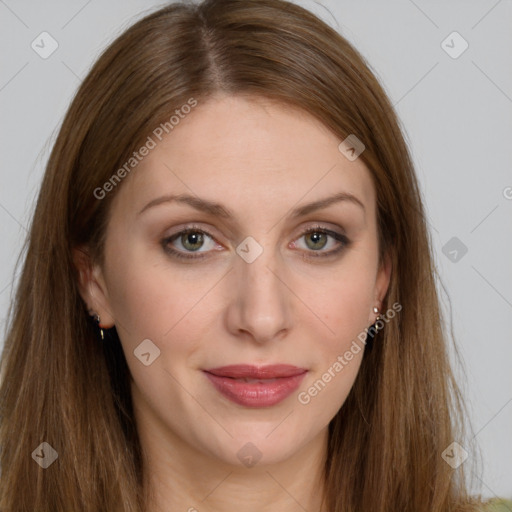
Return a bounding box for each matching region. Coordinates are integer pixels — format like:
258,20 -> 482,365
203,371 -> 307,408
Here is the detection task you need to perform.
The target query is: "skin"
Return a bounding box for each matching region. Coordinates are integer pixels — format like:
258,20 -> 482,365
75,93 -> 391,512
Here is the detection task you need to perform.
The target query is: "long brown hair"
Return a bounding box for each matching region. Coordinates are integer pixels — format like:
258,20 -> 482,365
0,0 -> 487,510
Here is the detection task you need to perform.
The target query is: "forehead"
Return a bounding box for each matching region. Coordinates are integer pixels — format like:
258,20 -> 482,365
110,94 -> 375,222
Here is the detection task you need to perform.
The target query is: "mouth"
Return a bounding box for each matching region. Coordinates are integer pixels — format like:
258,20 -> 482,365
203,364 -> 308,408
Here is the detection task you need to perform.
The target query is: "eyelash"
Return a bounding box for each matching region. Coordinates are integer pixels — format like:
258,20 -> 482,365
161,224 -> 350,261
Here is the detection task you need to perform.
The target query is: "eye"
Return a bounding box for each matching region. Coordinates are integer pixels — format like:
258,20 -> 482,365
291,226 -> 350,258
161,227 -> 220,260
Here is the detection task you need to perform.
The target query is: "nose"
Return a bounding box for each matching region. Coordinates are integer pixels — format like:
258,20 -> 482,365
225,245 -> 292,345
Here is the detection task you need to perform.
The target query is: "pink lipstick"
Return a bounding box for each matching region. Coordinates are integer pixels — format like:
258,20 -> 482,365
203,364 -> 307,408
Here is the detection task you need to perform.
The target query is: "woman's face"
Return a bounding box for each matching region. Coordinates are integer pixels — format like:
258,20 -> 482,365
81,94 -> 390,469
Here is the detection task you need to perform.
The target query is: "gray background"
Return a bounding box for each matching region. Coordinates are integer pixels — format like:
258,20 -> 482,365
0,0 -> 511,499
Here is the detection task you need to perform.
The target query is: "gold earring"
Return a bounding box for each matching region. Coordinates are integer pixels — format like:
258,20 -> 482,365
94,314 -> 105,340
373,306 -> 382,333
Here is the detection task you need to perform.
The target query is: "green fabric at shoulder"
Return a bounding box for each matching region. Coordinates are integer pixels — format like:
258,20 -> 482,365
484,498 -> 512,511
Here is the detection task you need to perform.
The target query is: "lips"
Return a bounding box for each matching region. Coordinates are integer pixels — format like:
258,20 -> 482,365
205,364 -> 307,379
203,364 -> 308,408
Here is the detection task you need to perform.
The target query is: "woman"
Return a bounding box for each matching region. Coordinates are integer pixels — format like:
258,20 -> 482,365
0,0 -> 509,510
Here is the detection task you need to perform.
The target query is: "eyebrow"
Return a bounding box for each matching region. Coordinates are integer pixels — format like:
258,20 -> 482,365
137,191 -> 365,218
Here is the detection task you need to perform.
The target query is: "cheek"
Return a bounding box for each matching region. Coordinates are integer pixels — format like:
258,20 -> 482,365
294,251 -> 376,410
304,260 -> 376,347
295,271 -> 373,418
104,248 -> 218,360
310,279 -> 371,381
105,257 -> 212,417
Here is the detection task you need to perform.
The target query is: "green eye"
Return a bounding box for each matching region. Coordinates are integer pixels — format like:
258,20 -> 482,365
294,227 -> 349,258
179,231 -> 205,251
304,231 -> 328,251
162,227 -> 217,260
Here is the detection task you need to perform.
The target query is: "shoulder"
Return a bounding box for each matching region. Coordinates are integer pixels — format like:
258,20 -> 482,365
482,499 -> 512,511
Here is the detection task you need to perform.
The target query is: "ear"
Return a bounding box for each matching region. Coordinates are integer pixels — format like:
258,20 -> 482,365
72,246 -> 115,328
370,250 -> 392,323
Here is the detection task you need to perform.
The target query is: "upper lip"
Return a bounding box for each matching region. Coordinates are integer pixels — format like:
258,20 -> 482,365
204,364 -> 307,379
